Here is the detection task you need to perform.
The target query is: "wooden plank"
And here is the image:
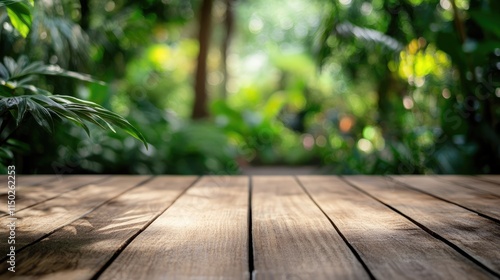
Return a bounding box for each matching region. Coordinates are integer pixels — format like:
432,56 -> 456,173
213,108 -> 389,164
476,175 -> 500,185
345,175 -> 500,277
14,175 -> 59,186
0,175 -> 58,202
252,176 -> 369,279
434,175 -> 500,197
0,176 -> 198,279
391,176 -> 500,221
0,175 -> 150,256
98,176 -> 249,280
1,175 -> 110,215
298,176 -> 495,280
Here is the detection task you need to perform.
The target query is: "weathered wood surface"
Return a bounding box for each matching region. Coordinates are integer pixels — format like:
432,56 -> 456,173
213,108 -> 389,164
1,175 -> 499,279
252,176 -> 369,279
9,175 -> 58,186
301,176 -> 496,279
343,176 -> 500,277
1,175 -> 109,215
476,175 -> 500,185
0,175 -> 150,255
0,176 -> 197,279
391,176 -> 500,221
433,175 -> 500,197
99,176 -> 250,280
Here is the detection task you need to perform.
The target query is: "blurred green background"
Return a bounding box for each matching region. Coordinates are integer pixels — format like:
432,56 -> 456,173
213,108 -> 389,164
0,0 -> 499,175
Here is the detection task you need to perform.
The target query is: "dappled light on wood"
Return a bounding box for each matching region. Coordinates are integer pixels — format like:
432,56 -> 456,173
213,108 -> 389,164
0,175 -> 498,278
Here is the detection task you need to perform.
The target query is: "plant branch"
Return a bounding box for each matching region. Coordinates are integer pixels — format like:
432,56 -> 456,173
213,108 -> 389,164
450,0 -> 466,44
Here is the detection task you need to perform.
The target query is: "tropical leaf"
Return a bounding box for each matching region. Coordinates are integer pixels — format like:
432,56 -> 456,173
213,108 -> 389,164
0,0 -> 33,7
0,55 -> 146,148
0,94 -> 148,147
52,95 -> 147,146
469,10 -> 500,39
25,98 -> 53,132
0,59 -> 9,80
14,96 -> 27,125
335,21 -> 404,52
28,0 -> 90,67
5,1 -> 32,38
0,56 -> 104,87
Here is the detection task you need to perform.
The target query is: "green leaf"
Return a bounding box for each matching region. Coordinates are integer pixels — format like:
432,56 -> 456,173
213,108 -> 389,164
14,97 -> 27,125
0,147 -> 14,159
26,65 -> 105,85
18,85 -> 52,95
469,10 -> 500,38
335,22 -> 404,52
51,95 -> 148,148
0,55 -> 146,148
6,1 -> 32,38
0,56 -> 105,86
436,31 -> 466,70
26,99 -> 53,133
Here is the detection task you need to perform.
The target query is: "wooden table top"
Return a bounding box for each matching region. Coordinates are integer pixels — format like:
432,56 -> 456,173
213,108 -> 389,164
1,175 -> 499,279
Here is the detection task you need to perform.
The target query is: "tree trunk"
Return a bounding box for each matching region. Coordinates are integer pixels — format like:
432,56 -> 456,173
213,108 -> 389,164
192,0 -> 214,119
221,0 -> 235,99
79,0 -> 90,31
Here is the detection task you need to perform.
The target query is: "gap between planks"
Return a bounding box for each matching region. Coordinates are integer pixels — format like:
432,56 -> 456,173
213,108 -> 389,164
97,176 -> 250,280
1,175 -> 111,217
3,175 -> 500,280
0,175 -> 152,259
342,175 -> 500,278
298,176 -> 495,279
0,176 -> 198,280
390,176 -> 500,223
251,176 -> 370,279
432,175 -> 500,197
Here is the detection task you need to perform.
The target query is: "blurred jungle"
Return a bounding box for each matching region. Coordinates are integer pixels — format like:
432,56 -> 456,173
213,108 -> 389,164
0,0 -> 499,175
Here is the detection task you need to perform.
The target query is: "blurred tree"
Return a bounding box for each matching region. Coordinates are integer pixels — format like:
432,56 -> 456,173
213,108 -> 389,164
318,0 -> 499,173
221,0 -> 235,99
192,0 -> 213,119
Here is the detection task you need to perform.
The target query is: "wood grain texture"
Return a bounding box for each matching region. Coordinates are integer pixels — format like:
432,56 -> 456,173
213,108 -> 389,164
391,176 -> 500,221
252,176 -> 369,279
433,175 -> 500,197
1,175 -> 59,213
16,175 -> 59,186
0,175 -> 58,189
344,176 -> 500,277
476,175 -> 500,185
0,176 -> 197,280
0,175 -> 150,256
1,175 -> 499,279
1,175 -> 109,215
299,176 -> 495,280
98,176 -> 249,280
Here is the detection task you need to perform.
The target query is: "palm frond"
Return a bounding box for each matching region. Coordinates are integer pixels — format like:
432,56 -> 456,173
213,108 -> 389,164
0,56 -> 147,148
0,0 -> 28,7
0,94 -> 148,147
335,21 -> 404,52
28,0 -> 90,67
0,56 -> 104,88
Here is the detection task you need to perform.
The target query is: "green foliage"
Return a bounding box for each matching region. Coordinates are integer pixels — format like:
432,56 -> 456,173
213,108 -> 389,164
0,55 -> 147,154
1,0 -> 498,175
315,0 -> 500,174
334,22 -> 404,52
2,0 -> 33,38
468,10 -> 500,38
32,100 -> 238,175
